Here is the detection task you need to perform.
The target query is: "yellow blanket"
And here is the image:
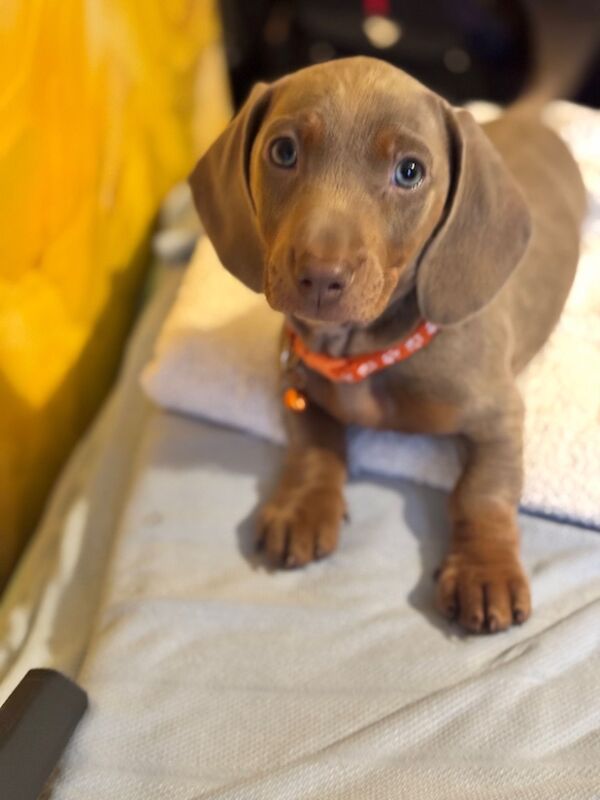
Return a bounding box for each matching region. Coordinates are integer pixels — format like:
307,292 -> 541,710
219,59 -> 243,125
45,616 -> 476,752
0,0 -> 230,581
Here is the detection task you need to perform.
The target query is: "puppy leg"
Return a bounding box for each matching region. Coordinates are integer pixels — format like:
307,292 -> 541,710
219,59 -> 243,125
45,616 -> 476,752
258,405 -> 347,568
437,392 -> 531,633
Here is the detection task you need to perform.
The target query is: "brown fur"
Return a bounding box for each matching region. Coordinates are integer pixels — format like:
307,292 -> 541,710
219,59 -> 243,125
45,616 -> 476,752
190,57 -> 586,633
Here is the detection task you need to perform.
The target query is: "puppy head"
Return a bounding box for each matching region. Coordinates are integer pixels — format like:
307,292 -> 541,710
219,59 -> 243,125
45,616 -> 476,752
190,57 -> 531,327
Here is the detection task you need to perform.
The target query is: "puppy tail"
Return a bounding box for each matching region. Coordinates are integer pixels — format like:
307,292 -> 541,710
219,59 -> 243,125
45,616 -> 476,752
512,0 -> 599,114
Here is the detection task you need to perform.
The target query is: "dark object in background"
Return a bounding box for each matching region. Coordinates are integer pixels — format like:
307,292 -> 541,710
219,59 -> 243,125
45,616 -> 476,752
0,670 -> 88,800
219,0 -> 599,109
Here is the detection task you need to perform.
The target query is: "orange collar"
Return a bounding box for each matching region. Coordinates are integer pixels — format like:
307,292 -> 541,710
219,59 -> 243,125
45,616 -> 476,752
285,319 -> 438,384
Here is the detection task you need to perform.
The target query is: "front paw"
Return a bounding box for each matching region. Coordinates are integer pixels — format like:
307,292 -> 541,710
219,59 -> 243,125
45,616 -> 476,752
436,551 -> 531,634
257,486 -> 345,568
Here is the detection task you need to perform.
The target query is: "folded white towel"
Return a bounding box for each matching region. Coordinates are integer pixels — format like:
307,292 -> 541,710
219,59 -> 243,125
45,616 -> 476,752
142,102 -> 600,527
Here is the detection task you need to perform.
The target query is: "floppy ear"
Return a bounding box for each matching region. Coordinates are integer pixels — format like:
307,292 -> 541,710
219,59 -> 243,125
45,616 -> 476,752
417,107 -> 532,325
189,83 -> 271,292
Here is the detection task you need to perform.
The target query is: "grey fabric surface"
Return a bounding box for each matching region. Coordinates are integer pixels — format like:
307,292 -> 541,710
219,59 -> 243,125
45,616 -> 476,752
49,413 -> 600,799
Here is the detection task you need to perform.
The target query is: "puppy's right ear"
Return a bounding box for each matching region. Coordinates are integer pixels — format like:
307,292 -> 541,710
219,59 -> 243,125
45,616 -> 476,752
189,83 -> 271,292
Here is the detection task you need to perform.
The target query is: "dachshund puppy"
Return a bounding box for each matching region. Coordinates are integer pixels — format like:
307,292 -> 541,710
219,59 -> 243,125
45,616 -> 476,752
190,57 -> 585,633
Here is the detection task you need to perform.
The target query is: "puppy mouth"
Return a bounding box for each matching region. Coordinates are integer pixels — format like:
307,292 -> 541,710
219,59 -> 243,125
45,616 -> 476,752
265,284 -> 371,325
265,261 -> 388,326
292,298 -> 356,324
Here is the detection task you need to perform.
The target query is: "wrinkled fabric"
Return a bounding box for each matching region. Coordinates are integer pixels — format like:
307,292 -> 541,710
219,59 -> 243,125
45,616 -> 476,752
0,0 -> 229,579
48,415 -> 600,798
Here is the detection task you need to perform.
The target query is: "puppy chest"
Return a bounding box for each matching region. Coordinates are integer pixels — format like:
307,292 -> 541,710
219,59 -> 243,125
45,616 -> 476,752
302,371 -> 460,434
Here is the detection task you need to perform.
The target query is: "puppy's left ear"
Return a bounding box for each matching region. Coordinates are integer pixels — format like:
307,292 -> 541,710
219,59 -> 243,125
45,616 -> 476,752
189,82 -> 272,292
417,107 -> 532,325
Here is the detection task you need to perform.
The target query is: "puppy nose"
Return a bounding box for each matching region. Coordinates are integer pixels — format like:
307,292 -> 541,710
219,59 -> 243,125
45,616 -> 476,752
297,261 -> 348,306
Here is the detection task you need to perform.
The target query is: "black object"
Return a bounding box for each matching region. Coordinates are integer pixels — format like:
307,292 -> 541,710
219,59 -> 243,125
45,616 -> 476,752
219,0 -> 599,109
220,0 -> 529,107
0,669 -> 88,800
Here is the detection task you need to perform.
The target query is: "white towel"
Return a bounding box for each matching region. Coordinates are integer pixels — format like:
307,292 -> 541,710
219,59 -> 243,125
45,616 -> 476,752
142,102 -> 600,527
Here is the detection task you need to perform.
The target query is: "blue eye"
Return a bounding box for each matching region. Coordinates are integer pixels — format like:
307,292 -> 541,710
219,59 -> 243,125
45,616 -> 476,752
393,157 -> 424,188
269,137 -> 298,168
